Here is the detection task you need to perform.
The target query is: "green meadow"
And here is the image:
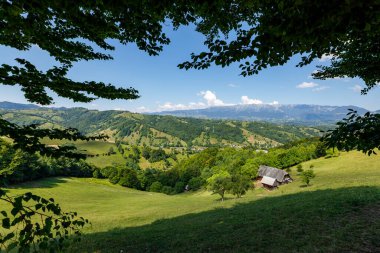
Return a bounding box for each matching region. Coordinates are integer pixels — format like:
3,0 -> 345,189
4,151 -> 380,252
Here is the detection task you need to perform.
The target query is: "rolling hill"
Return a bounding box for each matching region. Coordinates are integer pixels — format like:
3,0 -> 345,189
0,102 -> 325,149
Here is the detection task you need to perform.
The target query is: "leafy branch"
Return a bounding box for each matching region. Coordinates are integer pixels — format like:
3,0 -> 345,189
0,189 -> 89,252
323,110 -> 380,155
0,118 -> 107,159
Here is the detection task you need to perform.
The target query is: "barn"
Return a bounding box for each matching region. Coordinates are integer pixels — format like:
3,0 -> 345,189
257,165 -> 292,188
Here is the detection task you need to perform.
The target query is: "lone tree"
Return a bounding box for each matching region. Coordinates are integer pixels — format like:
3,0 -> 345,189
230,174 -> 252,198
301,170 -> 316,186
207,171 -> 232,201
0,0 -> 379,250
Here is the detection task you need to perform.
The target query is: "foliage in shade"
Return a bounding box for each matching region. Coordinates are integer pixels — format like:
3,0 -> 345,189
323,110 -> 380,155
0,118 -> 107,159
178,1 -> 379,89
0,190 -> 89,252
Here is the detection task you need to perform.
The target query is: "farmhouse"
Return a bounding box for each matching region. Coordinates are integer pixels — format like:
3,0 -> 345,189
258,165 -> 292,188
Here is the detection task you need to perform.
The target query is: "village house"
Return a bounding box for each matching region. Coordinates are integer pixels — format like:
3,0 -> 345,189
257,165 -> 292,189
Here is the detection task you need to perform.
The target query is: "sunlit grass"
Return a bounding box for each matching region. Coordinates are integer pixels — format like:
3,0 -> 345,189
4,151 -> 380,252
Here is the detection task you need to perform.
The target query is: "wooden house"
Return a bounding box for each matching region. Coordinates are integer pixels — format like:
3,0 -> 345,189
257,165 -> 292,189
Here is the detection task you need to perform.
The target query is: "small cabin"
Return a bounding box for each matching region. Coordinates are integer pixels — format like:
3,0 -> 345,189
257,165 -> 292,189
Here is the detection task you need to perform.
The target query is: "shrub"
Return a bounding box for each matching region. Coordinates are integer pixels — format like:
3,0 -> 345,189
174,181 -> 186,193
296,164 -> 303,173
92,169 -> 102,178
188,177 -> 204,191
161,186 -> 174,195
301,170 -> 316,186
118,168 -> 141,189
149,181 -> 163,192
100,166 -> 115,178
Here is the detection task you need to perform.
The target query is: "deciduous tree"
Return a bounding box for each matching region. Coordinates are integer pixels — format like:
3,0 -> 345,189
207,171 -> 232,201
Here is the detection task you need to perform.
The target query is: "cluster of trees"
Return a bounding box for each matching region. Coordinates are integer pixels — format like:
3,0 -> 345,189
0,139 -> 95,186
1,137 -> 326,196
90,138 -> 326,198
172,138 -> 326,199
141,146 -> 169,163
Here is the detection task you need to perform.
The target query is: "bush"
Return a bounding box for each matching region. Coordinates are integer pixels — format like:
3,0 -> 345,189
149,181 -> 163,192
100,166 -> 115,178
315,142 -> 327,157
301,170 -> 316,186
174,181 -> 185,193
161,186 -> 174,195
118,168 -> 141,189
296,164 -> 303,173
109,175 -> 120,184
92,169 -> 103,178
188,177 -> 204,191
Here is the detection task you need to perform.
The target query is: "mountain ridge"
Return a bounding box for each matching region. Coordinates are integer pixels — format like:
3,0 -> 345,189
0,102 -> 325,149
153,104 -> 371,125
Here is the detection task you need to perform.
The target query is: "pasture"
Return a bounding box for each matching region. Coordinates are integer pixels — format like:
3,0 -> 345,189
4,151 -> 380,252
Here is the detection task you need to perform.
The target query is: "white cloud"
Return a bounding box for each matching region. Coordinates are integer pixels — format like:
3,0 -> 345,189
269,101 -> 279,105
297,82 -> 319,89
319,54 -> 334,62
199,90 -> 226,106
227,83 -> 238,88
241,96 -> 263,105
152,90 -> 229,112
312,86 -> 329,92
113,107 -> 125,111
133,106 -> 150,113
157,102 -> 206,111
152,91 -> 280,112
350,84 -> 363,93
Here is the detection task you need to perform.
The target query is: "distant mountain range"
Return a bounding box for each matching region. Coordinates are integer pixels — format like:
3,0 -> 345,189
0,101 -> 374,126
0,101 -> 40,110
154,104 -> 372,125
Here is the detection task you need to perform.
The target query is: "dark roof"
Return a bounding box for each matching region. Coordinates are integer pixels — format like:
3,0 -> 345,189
258,165 -> 290,183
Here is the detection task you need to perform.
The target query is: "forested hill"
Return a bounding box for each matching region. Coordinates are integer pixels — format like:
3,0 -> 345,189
0,103 -> 324,148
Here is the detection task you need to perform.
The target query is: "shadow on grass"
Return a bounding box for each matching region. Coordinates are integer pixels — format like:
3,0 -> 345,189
7,177 -> 68,189
69,186 -> 380,253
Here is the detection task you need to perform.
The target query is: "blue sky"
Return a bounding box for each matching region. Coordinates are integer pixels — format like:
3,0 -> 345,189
1,25 -> 379,111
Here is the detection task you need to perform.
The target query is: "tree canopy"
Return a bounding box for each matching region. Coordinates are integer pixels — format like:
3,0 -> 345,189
1,2 -> 378,249
1,0 -> 379,155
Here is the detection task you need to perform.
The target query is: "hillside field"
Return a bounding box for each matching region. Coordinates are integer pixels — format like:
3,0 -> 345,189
3,151 -> 380,252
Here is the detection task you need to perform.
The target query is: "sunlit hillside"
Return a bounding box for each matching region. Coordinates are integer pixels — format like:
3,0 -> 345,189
4,151 -> 380,252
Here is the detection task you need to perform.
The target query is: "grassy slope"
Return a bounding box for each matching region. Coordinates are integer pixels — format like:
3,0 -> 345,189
4,151 -> 380,252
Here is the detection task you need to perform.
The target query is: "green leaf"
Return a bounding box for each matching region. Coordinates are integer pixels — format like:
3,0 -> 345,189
2,217 -> 10,229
